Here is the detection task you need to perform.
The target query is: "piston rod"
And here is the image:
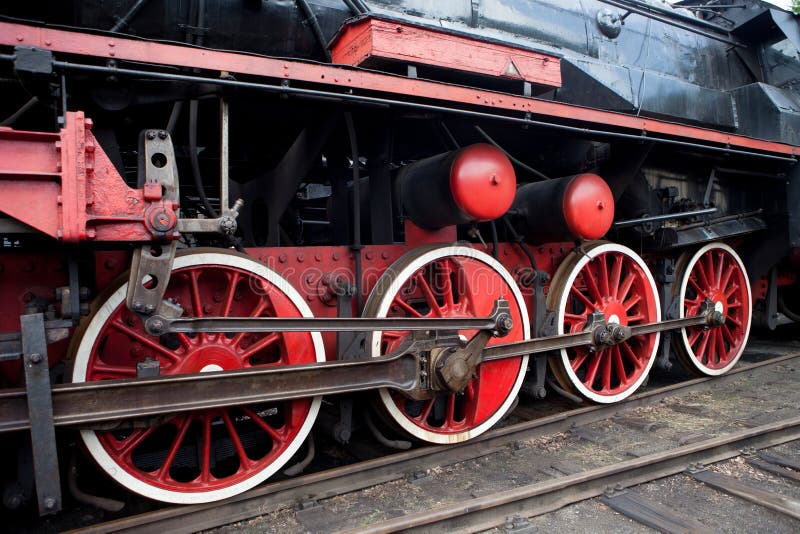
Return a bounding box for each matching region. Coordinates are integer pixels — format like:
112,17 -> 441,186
0,311 -> 717,433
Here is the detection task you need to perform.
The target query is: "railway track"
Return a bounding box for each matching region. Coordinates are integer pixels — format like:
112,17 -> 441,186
67,347 -> 800,533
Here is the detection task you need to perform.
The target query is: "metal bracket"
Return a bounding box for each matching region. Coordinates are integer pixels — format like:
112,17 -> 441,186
21,313 -> 61,515
14,46 -> 54,75
127,128 -> 181,316
126,242 -> 179,316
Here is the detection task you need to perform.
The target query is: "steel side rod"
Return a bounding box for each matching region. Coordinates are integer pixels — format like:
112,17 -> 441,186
482,314 -> 709,361
0,313 -> 711,433
155,315 -> 502,334
0,351 -> 419,433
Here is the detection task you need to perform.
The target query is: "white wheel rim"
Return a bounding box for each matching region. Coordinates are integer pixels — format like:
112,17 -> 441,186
366,245 -> 530,444
677,243 -> 752,376
555,243 -> 661,403
72,252 -> 325,504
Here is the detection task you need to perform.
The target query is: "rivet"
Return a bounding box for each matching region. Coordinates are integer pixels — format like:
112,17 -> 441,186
365,251 -> 374,260
306,274 -> 314,283
297,253 -> 305,263
315,253 -> 322,261
306,295 -> 314,301
278,253 -> 288,263
109,50 -> 115,56
332,252 -> 340,261
108,41 -> 115,47
44,39 -> 52,46
381,252 -> 389,260
15,34 -> 23,42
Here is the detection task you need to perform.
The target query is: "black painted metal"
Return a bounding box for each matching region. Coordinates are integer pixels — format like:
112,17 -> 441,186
20,314 -> 61,516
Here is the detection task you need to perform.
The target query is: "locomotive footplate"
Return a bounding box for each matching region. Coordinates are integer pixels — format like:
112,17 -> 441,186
0,302 -> 722,434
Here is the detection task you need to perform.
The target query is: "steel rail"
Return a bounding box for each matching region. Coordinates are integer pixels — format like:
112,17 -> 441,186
0,314 -> 710,433
350,417 -> 800,533
43,60 -> 798,164
67,350 -> 800,534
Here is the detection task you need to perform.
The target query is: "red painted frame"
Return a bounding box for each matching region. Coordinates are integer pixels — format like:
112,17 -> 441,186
0,21 -> 797,156
0,111 -> 177,242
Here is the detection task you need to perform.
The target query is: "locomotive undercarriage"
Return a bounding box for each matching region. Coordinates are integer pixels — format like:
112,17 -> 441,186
0,19 -> 795,514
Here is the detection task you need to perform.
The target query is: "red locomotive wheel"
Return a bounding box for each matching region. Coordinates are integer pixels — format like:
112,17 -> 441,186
363,245 -> 529,444
71,250 -> 324,504
673,243 -> 752,376
548,243 -> 660,403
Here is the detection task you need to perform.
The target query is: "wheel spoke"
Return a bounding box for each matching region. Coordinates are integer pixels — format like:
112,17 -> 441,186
583,351 -> 602,388
415,273 -> 442,317
157,416 -> 193,480
610,254 -> 623,299
597,255 -> 610,296
707,328 -> 717,365
242,406 -> 284,443
445,394 -> 456,426
200,415 -> 212,482
221,271 -> 242,317
725,283 -> 740,299
188,270 -> 204,318
695,330 -> 711,363
694,261 -> 711,290
623,294 -> 642,312
612,346 -> 627,385
569,286 -> 595,312
238,332 -> 280,363
110,426 -> 157,458
581,265 -> 603,304
617,272 -> 635,302
688,277 -> 705,297
439,260 -> 456,310
688,328 -> 702,346
601,349 -> 612,392
715,328 -> 727,362
715,251 -> 725,288
221,411 -> 251,469
392,297 -> 423,318
722,324 -> 736,346
570,349 -> 590,371
621,342 -> 643,369
229,300 -> 268,348
109,320 -> 179,361
720,264 -> 735,293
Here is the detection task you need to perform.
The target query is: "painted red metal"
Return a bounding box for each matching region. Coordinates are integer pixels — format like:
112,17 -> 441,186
562,173 -> 615,240
81,260 -> 317,496
0,111 -> 177,242
330,17 -> 561,90
450,144 -> 516,222
0,22 -> 796,156
682,247 -> 750,371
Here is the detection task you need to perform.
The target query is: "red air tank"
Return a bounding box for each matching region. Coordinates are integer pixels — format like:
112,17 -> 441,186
509,173 -> 614,243
396,143 -> 516,229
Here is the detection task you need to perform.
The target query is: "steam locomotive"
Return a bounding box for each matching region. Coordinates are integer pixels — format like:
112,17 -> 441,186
0,0 -> 798,513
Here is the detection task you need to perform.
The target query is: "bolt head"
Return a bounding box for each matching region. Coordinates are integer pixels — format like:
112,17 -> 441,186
29,353 -> 43,364
146,131 -> 156,140
43,496 -> 56,510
